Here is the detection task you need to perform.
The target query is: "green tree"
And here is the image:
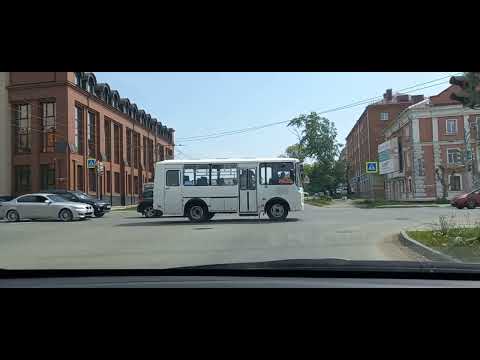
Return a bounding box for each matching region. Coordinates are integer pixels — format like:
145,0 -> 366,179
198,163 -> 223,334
288,112 -> 341,167
283,144 -> 306,161
286,112 -> 344,195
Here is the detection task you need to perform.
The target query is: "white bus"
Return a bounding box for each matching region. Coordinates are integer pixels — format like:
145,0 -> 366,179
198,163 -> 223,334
153,158 -> 304,222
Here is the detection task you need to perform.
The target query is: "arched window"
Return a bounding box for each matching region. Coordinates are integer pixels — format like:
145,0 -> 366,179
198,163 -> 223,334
88,78 -> 95,94
75,72 -> 82,86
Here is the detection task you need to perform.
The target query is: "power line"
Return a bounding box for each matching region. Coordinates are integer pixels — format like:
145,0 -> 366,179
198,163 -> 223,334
177,76 -> 457,143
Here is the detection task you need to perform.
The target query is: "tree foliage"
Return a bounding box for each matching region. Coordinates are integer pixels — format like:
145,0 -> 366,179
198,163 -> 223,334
286,112 -> 345,194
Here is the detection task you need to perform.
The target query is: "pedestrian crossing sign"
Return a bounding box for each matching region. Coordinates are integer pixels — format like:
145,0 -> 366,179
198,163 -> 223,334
87,159 -> 97,169
366,161 -> 378,173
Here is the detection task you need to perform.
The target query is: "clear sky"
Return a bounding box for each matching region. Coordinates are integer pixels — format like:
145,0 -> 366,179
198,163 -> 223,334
95,72 -> 458,160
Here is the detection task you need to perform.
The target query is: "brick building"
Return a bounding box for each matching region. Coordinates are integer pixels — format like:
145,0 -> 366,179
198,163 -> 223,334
383,85 -> 480,201
345,89 -> 424,198
6,72 -> 175,205
0,72 -> 11,197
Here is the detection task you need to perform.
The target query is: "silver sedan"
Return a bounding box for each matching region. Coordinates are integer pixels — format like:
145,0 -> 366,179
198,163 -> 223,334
0,193 -> 94,222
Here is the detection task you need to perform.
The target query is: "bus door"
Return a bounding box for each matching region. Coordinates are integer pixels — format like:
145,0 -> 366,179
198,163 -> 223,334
239,166 -> 258,214
163,167 -> 183,215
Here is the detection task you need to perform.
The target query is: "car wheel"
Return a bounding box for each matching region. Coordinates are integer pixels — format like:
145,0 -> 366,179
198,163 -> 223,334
457,205 -> 464,209
94,211 -> 105,218
187,204 -> 208,223
6,210 -> 20,223
144,206 -> 156,218
59,209 -> 74,222
267,202 -> 288,221
467,200 -> 477,209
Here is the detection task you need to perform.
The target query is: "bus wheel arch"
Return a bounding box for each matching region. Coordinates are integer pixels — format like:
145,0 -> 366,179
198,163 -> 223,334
184,199 -> 209,222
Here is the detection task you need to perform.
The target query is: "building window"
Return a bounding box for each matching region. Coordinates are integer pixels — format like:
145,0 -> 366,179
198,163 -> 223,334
446,119 -> 458,134
113,124 -> 120,164
143,136 -> 147,168
134,176 -> 139,194
74,106 -> 84,154
417,158 -> 425,176
105,119 -> 111,161
41,103 -> 56,153
447,149 -> 462,164
408,178 -> 413,193
15,104 -> 31,153
87,112 -> 96,158
89,168 -> 96,192
106,171 -> 111,193
380,112 -> 389,121
15,166 -> 31,194
126,129 -> 132,165
77,165 -> 84,191
40,164 -> 55,191
88,79 -> 95,94
114,172 -> 120,193
450,175 -> 462,191
75,73 -> 80,86
133,133 -> 140,168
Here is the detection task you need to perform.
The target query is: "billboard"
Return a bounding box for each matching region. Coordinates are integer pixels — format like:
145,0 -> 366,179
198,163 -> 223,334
378,137 -> 399,175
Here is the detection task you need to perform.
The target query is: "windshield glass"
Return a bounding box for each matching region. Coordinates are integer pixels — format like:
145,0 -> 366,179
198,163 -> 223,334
3,71 -> 480,273
74,192 -> 94,200
47,195 -> 68,203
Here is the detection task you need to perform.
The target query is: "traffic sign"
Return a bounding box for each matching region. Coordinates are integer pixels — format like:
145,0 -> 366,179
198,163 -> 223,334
366,161 -> 378,173
87,159 -> 97,169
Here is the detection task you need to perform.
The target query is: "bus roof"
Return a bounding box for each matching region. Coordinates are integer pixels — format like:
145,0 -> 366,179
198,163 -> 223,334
156,158 -> 300,165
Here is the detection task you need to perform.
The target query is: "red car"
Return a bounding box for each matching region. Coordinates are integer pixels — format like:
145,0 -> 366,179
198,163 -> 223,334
451,189 -> 480,209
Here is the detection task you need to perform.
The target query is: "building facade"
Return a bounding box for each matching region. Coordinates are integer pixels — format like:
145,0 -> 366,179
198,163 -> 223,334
7,72 -> 175,205
383,85 -> 480,201
345,89 -> 424,198
0,72 -> 11,197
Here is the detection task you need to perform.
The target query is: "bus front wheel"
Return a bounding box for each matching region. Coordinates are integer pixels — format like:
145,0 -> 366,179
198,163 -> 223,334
267,202 -> 289,221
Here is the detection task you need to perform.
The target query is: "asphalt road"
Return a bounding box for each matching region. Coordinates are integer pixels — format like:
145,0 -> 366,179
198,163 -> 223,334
0,202 -> 474,269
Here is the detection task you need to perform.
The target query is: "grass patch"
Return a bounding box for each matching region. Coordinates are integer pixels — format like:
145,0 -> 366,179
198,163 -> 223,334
407,227 -> 480,262
305,197 -> 332,207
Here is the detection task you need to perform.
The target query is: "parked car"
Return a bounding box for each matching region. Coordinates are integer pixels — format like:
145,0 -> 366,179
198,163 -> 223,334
48,190 -> 111,217
137,188 -> 162,218
0,193 -> 93,222
451,189 -> 480,209
0,196 -> 14,202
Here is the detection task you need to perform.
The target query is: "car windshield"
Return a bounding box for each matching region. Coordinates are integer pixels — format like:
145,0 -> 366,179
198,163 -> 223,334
75,192 -> 94,200
3,71 -> 480,275
47,195 -> 68,203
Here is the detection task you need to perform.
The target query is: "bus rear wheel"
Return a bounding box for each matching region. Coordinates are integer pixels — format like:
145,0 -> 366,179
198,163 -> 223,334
187,204 -> 208,223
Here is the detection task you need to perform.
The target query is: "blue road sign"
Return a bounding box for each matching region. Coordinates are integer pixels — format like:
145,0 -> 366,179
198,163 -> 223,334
366,162 -> 378,173
87,159 -> 97,169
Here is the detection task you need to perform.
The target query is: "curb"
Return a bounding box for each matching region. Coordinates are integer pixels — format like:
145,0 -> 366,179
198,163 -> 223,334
399,230 -> 461,263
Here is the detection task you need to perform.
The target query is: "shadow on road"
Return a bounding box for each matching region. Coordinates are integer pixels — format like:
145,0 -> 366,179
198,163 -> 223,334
116,218 -> 300,227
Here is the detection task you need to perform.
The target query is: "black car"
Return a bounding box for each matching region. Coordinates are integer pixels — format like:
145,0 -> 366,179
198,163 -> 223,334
48,190 -> 111,217
0,196 -> 14,202
137,189 -> 162,218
